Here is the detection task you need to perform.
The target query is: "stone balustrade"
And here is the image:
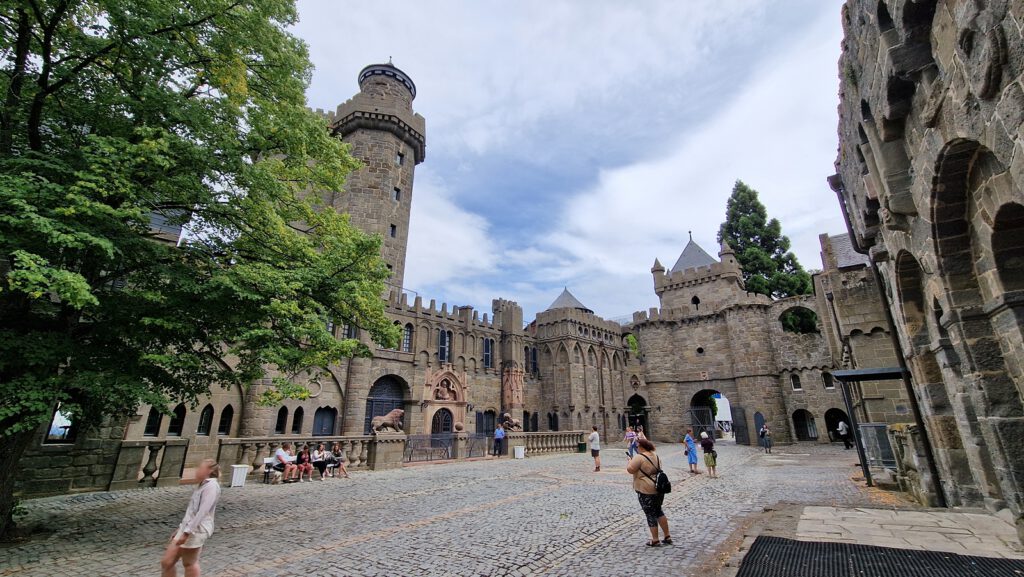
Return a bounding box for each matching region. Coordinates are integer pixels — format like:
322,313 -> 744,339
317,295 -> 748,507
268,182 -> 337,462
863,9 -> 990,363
217,435 -> 373,475
109,438 -> 189,491
507,431 -> 585,455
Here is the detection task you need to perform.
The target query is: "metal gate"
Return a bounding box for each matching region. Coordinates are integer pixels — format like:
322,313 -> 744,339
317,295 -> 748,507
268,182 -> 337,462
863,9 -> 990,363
690,406 -> 715,439
732,406 -> 750,445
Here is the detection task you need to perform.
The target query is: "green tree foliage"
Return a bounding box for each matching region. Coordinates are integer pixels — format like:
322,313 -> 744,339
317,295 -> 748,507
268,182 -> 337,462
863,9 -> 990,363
717,180 -> 813,299
0,0 -> 398,536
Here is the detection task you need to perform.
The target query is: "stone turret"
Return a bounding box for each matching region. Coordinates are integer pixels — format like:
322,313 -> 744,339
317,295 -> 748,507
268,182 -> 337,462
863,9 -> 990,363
328,61 -> 426,289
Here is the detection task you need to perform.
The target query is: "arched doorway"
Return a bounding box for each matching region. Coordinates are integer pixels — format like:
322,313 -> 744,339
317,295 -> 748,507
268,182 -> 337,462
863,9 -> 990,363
431,408 -> 453,434
792,409 -> 819,441
627,394 -> 649,435
313,407 -> 337,436
754,411 -> 766,433
690,389 -> 735,440
364,376 -> 407,434
824,408 -> 849,442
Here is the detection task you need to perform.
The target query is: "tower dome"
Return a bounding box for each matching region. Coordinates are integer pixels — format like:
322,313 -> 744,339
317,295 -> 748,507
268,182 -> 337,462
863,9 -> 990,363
357,61 -> 417,100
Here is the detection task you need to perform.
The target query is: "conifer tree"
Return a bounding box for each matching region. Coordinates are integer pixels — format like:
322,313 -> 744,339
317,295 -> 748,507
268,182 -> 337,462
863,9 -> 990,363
717,181 -> 816,333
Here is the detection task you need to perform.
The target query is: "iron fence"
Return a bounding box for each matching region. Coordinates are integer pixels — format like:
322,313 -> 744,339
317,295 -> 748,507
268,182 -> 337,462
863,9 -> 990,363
404,434 -> 454,462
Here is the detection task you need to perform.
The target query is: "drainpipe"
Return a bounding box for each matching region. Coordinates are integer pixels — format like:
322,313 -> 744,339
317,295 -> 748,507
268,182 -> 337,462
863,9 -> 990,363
829,174 -> 948,507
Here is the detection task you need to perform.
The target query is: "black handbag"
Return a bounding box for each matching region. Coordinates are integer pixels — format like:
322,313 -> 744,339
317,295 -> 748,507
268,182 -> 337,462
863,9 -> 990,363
640,454 -> 672,494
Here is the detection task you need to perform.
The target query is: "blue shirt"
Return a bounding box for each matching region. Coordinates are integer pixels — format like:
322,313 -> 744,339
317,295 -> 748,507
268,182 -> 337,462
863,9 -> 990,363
494,428 -> 505,439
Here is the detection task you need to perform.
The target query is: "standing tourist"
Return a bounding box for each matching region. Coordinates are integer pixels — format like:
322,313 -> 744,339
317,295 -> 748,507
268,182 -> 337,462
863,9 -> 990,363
493,423 -> 505,457
624,426 -> 638,457
759,424 -> 773,454
589,426 -> 601,472
626,439 -> 672,547
700,431 -> 718,478
161,459 -> 221,577
683,428 -> 700,474
837,420 -> 853,449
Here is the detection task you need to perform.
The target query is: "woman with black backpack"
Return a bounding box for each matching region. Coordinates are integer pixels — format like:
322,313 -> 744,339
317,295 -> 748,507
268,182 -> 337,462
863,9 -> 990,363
626,438 -> 672,547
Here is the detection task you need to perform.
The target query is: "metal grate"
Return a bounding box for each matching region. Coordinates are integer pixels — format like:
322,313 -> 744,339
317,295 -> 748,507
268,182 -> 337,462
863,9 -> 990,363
736,536 -> 1024,577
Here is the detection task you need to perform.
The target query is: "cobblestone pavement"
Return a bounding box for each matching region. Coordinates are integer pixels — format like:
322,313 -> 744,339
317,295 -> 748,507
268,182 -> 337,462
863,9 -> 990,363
2,442 -> 881,577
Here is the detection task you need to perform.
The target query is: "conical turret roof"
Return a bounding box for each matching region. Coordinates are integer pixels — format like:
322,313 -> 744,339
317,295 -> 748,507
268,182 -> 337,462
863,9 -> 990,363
670,238 -> 718,273
546,287 -> 592,313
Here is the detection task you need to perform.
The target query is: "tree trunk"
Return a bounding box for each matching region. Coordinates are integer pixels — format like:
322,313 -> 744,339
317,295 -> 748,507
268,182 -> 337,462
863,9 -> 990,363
0,429 -> 37,540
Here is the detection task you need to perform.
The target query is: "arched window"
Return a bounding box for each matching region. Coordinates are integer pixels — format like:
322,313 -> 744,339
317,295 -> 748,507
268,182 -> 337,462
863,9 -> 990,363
791,373 -> 803,391
482,337 -> 493,368
274,407 -> 288,434
217,405 -> 234,435
143,407 -> 163,437
313,407 -> 337,436
993,203 -> 1024,292
291,407 -> 305,434
691,295 -> 700,309
364,376 -> 407,434
167,403 -> 187,437
822,372 -> 835,390
779,307 -> 819,334
196,404 -> 214,436
531,348 -> 539,373
438,329 -> 452,363
44,403 -> 76,444
402,324 -> 414,352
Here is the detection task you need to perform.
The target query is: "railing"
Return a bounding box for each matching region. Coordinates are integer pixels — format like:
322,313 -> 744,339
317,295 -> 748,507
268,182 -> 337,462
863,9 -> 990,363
404,434 -> 454,462
217,435 -> 373,474
515,431 -> 586,455
466,433 -> 489,458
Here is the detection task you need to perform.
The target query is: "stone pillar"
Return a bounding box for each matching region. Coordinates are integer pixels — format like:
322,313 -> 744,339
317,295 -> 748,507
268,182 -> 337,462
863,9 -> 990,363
450,432 -> 468,460
368,433 -> 406,470
342,357 -> 371,435
156,439 -> 189,488
506,432 -> 526,457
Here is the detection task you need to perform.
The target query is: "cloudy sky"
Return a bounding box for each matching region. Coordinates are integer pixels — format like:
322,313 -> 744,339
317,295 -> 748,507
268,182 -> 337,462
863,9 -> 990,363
294,0 -> 848,322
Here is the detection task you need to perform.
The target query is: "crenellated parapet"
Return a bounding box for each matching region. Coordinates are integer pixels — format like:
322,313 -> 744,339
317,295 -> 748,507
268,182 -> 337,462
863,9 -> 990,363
384,289 -> 497,332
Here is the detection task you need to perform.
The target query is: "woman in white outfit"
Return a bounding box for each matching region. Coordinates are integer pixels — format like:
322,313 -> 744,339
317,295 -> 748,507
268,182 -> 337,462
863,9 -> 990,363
161,459 -> 222,577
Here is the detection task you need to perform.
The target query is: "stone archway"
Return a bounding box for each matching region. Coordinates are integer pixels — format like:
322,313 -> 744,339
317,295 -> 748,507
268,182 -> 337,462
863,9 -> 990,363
824,408 -> 849,442
627,394 -> 648,435
431,408 -> 453,435
422,366 -> 469,434
792,409 -> 819,441
364,376 -> 408,435
930,139 -> 1024,514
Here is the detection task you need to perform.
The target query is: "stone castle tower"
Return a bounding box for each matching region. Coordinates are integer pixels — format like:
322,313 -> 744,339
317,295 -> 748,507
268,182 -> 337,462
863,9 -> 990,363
327,62 -> 426,288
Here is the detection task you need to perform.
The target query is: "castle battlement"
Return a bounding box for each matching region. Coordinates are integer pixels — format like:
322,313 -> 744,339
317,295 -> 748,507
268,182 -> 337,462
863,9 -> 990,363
384,289 -> 497,330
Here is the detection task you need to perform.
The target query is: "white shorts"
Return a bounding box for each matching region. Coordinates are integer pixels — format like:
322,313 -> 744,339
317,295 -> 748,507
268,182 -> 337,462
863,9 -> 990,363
174,527 -> 211,549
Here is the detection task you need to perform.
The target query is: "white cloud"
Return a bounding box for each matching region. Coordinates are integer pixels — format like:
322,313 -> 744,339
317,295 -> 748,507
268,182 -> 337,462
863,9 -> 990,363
534,5 -> 847,316
404,168 -> 497,288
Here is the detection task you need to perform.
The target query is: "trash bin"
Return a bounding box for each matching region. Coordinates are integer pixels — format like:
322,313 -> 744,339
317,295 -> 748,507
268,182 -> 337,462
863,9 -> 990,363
230,464 -> 249,488
577,442 -> 587,453
514,446 -> 526,459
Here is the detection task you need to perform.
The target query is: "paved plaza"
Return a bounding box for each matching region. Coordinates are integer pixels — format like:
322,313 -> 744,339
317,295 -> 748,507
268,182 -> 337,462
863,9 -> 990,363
3,443 -> 893,576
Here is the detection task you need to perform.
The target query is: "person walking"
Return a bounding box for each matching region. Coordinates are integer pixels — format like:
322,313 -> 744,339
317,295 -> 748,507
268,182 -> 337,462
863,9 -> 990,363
837,420 -> 853,450
161,459 -> 221,577
626,438 -> 672,547
493,423 -> 505,457
589,426 -> 601,472
683,428 -> 700,474
700,431 -> 718,478
623,426 -> 638,457
759,424 -> 773,454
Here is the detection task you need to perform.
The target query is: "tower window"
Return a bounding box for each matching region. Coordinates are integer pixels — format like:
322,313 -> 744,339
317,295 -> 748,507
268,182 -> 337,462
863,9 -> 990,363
691,295 -> 701,309
393,187 -> 401,201
822,372 -> 835,389
791,374 -> 803,391
390,224 -> 397,238
396,152 -> 405,166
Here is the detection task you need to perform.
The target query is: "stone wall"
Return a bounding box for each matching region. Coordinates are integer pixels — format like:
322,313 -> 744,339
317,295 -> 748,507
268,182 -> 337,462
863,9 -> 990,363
16,417 -> 125,498
834,0 -> 1024,534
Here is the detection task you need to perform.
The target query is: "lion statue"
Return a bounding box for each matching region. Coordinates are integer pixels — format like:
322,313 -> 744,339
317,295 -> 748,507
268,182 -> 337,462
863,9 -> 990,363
501,412 -> 524,432
371,409 -> 405,433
